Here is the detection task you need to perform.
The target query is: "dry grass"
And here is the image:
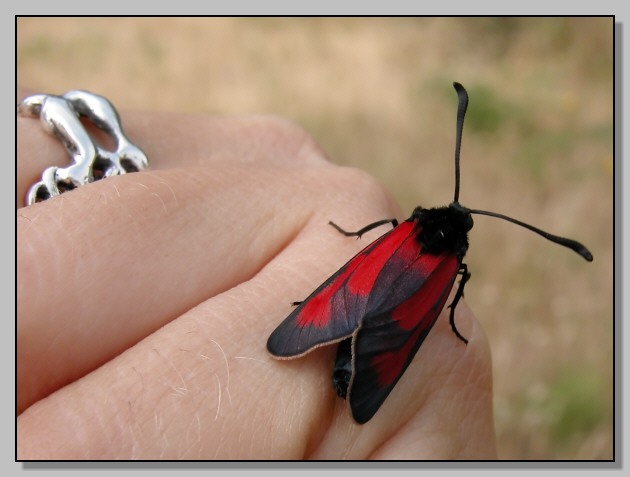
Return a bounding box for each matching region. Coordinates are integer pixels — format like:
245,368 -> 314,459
17,17 -> 613,460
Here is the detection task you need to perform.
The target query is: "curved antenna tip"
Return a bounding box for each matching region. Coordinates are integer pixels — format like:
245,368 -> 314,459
452,82 -> 468,203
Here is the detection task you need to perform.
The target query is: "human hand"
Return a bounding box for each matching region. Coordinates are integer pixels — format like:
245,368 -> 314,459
17,88 -> 496,459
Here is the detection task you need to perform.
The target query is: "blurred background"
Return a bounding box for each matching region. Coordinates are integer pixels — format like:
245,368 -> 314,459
17,17 -> 613,460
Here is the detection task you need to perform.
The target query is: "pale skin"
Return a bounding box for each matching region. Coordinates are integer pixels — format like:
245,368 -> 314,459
17,87 -> 497,459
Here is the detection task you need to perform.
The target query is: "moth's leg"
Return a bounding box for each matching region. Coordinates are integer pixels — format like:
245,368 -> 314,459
328,218 -> 398,239
447,264 -> 471,344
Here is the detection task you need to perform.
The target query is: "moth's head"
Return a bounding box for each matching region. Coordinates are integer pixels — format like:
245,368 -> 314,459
413,204 -> 472,257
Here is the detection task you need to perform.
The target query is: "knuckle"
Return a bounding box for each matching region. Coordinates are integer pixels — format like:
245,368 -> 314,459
319,166 -> 401,219
250,114 -> 331,167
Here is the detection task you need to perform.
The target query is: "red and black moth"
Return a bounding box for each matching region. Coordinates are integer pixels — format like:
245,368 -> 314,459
267,82 -> 593,424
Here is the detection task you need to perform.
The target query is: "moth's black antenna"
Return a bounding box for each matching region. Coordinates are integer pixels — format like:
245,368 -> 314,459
453,82 -> 469,204
470,208 -> 594,261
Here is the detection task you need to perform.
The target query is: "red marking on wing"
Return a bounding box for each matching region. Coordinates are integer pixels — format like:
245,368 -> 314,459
296,265 -> 356,328
370,325 -> 424,388
346,221 -> 416,296
390,253 -> 458,331
370,253 -> 459,388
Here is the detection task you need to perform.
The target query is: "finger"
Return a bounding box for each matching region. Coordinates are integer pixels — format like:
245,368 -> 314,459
17,269 -> 333,459
18,170 -> 402,459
